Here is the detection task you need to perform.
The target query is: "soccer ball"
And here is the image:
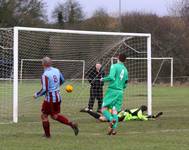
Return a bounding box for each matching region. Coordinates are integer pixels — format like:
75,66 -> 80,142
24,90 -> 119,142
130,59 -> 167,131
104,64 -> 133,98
65,85 -> 73,93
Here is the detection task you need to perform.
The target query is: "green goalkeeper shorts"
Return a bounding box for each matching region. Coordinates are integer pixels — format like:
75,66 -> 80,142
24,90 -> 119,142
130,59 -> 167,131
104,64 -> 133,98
102,88 -> 123,112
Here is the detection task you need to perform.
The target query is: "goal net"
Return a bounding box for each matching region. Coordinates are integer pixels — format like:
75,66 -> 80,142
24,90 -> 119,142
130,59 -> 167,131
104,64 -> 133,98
152,58 -> 173,86
0,28 -> 13,123
20,59 -> 85,85
1,27 -> 152,123
112,57 -> 173,87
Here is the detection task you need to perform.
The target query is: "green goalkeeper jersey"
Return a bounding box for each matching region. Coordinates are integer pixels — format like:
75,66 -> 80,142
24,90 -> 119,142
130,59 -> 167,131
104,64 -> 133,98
103,62 -> 128,90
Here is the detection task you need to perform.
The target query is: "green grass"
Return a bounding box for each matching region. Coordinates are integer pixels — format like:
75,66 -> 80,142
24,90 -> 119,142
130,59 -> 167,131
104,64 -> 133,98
0,81 -> 189,150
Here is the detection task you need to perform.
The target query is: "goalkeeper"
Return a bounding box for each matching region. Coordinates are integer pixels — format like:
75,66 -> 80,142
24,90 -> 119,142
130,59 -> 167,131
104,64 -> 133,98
101,53 -> 128,135
86,105 -> 163,122
118,105 -> 163,121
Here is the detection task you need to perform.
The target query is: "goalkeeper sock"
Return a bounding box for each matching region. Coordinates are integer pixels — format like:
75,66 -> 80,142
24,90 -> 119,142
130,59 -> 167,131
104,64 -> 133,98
56,114 -> 72,126
42,121 -> 50,137
102,108 -> 113,122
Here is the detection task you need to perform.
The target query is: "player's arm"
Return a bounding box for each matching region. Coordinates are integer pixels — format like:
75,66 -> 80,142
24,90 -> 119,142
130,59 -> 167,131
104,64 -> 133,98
102,65 -> 116,82
88,68 -> 97,85
137,111 -> 148,121
87,110 -> 101,120
60,72 -> 65,86
88,71 -> 93,84
123,80 -> 128,89
100,70 -> 105,86
102,71 -> 105,78
34,75 -> 48,99
123,71 -> 129,89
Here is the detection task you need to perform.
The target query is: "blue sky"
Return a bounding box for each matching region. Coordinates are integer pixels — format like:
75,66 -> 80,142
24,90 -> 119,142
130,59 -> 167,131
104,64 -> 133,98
44,0 -> 177,21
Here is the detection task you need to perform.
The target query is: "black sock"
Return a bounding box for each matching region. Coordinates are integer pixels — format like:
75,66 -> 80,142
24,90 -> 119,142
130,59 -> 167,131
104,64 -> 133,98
87,110 -> 101,119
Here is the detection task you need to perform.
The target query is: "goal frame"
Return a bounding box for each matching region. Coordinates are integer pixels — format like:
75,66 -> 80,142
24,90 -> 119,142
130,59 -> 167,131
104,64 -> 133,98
20,59 -> 85,84
13,26 -> 152,123
152,57 -> 173,87
111,57 -> 173,87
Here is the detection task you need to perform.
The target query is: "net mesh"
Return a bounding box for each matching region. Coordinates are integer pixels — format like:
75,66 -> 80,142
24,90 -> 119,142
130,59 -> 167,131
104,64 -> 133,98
20,59 -> 85,80
1,28 -> 150,122
0,29 -> 13,123
152,59 -> 173,86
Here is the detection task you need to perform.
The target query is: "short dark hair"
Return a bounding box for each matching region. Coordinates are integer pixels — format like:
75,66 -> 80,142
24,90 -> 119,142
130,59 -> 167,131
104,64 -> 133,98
140,105 -> 147,112
118,53 -> 126,62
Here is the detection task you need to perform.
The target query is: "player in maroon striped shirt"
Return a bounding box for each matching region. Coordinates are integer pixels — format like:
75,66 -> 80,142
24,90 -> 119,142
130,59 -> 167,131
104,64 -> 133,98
33,57 -> 79,138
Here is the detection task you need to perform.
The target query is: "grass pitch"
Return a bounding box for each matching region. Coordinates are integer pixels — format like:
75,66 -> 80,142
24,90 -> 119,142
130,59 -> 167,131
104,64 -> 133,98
0,81 -> 189,150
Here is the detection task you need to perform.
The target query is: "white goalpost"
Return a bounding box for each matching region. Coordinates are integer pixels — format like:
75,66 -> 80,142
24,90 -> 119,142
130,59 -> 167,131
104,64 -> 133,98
111,57 -> 174,87
152,57 -> 173,87
1,27 -> 152,123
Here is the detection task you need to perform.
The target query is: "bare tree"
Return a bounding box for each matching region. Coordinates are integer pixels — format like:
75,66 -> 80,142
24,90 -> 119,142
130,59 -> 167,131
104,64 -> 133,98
81,8 -> 118,31
52,0 -> 84,28
169,0 -> 189,24
0,0 -> 46,27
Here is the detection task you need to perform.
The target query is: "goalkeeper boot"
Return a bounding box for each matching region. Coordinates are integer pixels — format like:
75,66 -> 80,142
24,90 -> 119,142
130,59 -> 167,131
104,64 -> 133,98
71,122 -> 79,136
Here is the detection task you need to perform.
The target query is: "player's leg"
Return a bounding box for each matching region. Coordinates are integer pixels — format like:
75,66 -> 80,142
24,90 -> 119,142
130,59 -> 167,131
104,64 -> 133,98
41,113 -> 50,138
51,114 -> 79,136
50,102 -> 79,136
109,92 -> 124,135
112,106 -> 118,129
97,87 -> 103,112
41,101 -> 51,138
80,87 -> 95,112
154,112 -> 163,118
88,86 -> 96,110
101,107 -> 113,121
87,110 -> 101,120
101,89 -> 115,122
147,112 -> 163,119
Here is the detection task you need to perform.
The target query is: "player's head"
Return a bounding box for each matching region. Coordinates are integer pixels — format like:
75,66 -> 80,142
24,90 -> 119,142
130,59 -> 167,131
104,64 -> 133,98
95,63 -> 102,72
42,56 -> 52,68
118,53 -> 126,62
140,105 -> 147,112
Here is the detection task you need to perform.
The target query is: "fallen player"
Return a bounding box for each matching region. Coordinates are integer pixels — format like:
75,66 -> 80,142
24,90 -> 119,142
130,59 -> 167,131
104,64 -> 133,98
81,105 -> 163,122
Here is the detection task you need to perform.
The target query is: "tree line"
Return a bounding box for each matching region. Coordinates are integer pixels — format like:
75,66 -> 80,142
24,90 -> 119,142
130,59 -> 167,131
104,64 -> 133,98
0,0 -> 189,82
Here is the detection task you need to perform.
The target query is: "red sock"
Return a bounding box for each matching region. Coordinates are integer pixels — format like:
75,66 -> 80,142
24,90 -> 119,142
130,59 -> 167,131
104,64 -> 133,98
56,114 -> 72,126
42,121 -> 50,137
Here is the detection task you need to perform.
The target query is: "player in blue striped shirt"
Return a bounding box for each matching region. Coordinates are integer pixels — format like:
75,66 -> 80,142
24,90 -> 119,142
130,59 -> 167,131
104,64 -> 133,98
34,57 -> 79,138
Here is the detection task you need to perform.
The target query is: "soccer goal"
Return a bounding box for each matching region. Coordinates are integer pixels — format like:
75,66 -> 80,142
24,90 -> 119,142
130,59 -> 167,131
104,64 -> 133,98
1,27 -> 152,123
0,28 -> 14,123
20,59 -> 85,85
152,57 -> 173,87
111,57 -> 173,87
